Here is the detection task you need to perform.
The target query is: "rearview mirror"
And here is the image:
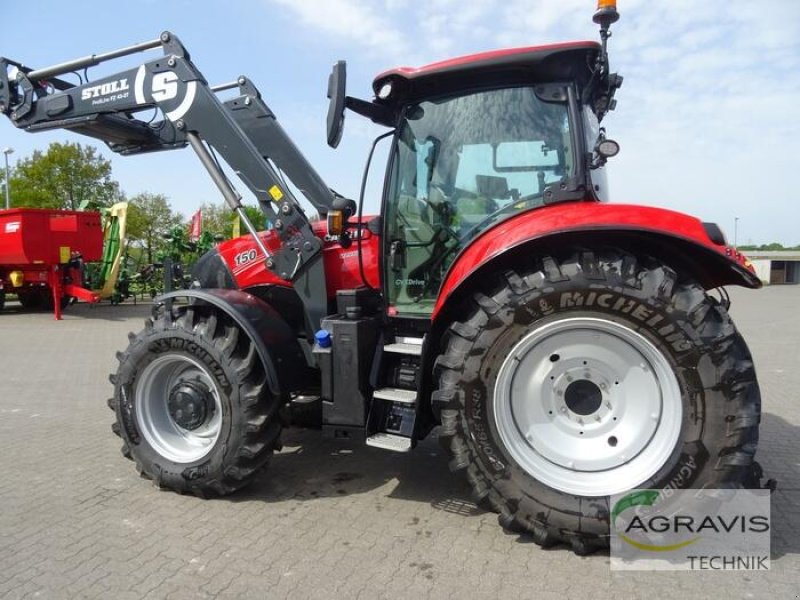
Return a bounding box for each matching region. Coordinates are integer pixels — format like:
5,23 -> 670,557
326,61 -> 347,148
494,141 -> 559,172
476,174 -> 510,199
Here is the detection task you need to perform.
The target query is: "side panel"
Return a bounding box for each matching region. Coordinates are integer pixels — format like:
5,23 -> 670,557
211,218 -> 381,296
318,219 -> 381,293
432,202 -> 760,319
214,229 -> 285,290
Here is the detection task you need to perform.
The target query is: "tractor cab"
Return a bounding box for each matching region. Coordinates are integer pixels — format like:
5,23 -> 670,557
379,44 -> 605,316
328,41 -> 621,317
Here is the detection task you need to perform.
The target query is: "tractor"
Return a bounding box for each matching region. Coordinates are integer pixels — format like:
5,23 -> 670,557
0,2 -> 765,554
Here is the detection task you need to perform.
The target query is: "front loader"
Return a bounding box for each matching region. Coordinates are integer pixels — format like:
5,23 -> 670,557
1,1 -> 769,554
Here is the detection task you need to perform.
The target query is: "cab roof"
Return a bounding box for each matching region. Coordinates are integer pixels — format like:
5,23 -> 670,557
372,41 -> 601,104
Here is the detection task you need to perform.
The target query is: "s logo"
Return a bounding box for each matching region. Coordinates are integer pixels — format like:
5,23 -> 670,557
134,64 -> 197,121
152,72 -> 179,101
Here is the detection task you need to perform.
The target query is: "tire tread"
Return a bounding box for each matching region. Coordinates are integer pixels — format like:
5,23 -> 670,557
434,247 -> 762,554
108,305 -> 281,497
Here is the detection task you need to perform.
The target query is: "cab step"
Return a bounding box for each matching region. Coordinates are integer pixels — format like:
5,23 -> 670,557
383,336 -> 424,356
366,432 -> 413,452
372,387 -> 417,404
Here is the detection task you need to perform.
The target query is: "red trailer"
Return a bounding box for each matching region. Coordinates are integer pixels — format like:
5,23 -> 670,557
0,208 -> 104,319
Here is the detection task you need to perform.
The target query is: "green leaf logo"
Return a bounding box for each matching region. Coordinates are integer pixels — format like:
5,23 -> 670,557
613,491 -> 700,552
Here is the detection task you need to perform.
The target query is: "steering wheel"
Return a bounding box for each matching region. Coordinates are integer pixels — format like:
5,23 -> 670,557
457,191 -> 544,244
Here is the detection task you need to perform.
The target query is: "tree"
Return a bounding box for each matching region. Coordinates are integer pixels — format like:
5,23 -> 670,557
9,142 -> 121,210
738,242 -> 800,252
126,192 -> 184,264
196,201 -> 267,239
761,242 -> 787,251
196,202 -> 234,238
239,205 -> 269,234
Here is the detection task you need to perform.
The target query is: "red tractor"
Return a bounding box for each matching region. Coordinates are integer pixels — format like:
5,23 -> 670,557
1,2 -> 765,553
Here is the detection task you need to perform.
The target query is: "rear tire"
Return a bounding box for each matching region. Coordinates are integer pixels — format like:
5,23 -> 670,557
109,304 -> 282,496
40,288 -> 71,311
433,248 -> 761,554
17,288 -> 70,311
17,289 -> 42,309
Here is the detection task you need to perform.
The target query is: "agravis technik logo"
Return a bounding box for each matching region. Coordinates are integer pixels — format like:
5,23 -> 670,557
610,489 -> 771,571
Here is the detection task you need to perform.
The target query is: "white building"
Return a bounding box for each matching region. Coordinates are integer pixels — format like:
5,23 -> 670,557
746,250 -> 800,284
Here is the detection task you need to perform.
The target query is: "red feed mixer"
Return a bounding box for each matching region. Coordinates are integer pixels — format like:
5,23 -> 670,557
0,208 -> 103,318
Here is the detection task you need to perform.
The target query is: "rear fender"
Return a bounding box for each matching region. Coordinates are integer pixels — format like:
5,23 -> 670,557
431,203 -> 761,321
159,288 -> 310,396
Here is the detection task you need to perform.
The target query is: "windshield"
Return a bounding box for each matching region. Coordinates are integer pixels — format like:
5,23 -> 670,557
385,86 -> 573,315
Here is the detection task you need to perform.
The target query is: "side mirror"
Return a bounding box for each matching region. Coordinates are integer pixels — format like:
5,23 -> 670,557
326,61 -> 347,148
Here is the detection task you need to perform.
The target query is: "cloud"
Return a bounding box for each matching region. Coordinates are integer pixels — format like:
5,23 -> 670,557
267,0 -> 409,60
260,0 -> 800,242
264,0 -> 593,64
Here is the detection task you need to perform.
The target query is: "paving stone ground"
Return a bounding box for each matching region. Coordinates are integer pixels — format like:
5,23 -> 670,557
0,286 -> 797,599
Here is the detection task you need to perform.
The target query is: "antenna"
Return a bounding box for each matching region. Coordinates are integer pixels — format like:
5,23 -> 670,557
593,0 -> 619,78
591,0 -> 623,119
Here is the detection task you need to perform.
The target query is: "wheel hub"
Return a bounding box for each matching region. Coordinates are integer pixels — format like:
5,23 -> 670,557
563,379 -> 602,416
494,317 -> 683,496
167,380 -> 214,431
135,354 -> 223,464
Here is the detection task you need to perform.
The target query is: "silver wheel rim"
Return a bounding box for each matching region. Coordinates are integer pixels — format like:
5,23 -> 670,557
135,354 -> 223,463
494,317 -> 682,496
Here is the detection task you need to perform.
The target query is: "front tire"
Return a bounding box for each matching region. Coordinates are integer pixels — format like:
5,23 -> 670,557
109,304 -> 282,496
434,248 -> 761,553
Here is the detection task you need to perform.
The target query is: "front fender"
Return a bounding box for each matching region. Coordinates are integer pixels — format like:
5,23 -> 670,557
432,202 -> 760,320
159,288 -> 309,396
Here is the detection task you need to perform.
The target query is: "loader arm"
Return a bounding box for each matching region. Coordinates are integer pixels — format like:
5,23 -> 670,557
0,32 -> 332,330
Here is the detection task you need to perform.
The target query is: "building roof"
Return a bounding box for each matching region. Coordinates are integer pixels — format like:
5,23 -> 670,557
745,250 -> 800,260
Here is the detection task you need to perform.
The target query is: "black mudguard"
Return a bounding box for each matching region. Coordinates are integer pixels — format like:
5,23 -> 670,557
158,288 -> 309,396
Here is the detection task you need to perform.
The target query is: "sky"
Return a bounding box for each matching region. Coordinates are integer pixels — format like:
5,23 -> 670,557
1,0 -> 799,245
